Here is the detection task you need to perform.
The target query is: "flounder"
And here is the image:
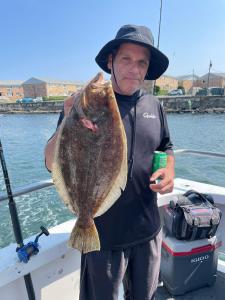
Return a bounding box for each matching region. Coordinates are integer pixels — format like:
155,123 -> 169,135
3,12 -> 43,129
52,72 -> 127,253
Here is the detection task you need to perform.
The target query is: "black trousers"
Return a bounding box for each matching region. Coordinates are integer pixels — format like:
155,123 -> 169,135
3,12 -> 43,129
79,230 -> 162,300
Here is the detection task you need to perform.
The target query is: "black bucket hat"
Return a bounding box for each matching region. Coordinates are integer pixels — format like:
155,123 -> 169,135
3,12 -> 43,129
95,24 -> 169,80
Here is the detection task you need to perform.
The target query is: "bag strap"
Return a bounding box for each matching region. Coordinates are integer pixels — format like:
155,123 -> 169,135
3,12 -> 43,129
190,226 -> 198,241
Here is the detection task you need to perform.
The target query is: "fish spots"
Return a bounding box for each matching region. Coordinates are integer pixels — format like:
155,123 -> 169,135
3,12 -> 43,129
67,187 -> 72,193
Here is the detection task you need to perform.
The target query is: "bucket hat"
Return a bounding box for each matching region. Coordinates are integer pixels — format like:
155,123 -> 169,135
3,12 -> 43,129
95,24 -> 169,80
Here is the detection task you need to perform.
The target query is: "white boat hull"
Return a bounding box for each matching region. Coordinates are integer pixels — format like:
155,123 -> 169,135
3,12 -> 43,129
0,178 -> 225,300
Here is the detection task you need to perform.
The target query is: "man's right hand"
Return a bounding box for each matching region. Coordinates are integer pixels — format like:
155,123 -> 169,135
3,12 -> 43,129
64,90 -> 82,116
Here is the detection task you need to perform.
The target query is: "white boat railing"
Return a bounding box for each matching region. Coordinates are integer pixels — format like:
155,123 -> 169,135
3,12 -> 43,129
0,149 -> 225,202
174,149 -> 225,158
0,179 -> 53,202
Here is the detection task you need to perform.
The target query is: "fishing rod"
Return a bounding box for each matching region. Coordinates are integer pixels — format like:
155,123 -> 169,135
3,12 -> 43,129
0,138 -> 36,300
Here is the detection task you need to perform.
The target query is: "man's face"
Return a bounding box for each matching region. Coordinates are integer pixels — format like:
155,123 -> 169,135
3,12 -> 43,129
107,43 -> 150,95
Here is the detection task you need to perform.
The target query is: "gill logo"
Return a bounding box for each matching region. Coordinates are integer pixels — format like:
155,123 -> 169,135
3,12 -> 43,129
143,112 -> 156,119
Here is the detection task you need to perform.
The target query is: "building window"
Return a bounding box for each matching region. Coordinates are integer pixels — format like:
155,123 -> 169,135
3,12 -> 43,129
7,88 -> 13,96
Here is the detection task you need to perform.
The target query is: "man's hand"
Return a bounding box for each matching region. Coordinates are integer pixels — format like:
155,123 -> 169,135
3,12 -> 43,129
149,155 -> 175,194
64,90 -> 82,116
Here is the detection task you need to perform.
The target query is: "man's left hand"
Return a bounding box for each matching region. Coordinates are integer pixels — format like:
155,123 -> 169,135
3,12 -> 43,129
149,166 -> 174,195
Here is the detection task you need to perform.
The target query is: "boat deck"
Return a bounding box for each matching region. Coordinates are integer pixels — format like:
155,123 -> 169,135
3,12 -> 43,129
117,271 -> 225,300
155,271 -> 225,300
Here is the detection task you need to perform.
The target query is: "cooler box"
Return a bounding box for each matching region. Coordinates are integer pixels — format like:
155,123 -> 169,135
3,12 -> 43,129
160,230 -> 222,295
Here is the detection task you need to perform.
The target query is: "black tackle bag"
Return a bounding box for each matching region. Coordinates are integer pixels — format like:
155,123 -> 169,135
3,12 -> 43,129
163,190 -> 222,240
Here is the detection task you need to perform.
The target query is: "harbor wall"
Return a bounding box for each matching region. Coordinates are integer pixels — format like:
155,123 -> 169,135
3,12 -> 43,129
159,95 -> 225,113
1,96 -> 225,113
0,101 -> 63,113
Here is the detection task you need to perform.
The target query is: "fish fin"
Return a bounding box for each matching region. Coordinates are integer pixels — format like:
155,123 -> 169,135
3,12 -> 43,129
68,220 -> 100,253
52,117 -> 79,215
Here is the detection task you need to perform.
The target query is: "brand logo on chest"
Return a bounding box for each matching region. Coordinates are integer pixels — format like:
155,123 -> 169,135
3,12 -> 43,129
143,112 -> 156,119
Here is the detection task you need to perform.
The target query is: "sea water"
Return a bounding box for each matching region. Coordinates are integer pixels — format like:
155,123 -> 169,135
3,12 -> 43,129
0,113 -> 224,248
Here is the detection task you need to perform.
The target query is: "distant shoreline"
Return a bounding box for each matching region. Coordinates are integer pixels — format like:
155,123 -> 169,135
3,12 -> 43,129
1,96 -> 225,114
0,110 -> 61,114
0,101 -> 63,114
1,109 -> 225,114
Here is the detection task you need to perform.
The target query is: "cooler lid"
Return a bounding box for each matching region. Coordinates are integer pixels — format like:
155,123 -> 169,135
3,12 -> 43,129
162,233 -> 222,257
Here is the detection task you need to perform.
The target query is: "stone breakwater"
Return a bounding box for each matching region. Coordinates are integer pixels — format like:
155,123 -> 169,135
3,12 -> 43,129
0,96 -> 225,114
159,95 -> 225,113
0,101 -> 63,113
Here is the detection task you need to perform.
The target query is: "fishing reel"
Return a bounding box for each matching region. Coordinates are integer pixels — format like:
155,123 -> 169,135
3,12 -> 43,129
16,226 -> 49,263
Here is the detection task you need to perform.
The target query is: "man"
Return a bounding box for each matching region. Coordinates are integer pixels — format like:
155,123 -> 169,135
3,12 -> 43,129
45,24 -> 174,300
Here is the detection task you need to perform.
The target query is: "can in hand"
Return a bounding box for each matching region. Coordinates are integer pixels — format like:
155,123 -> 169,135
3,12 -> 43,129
152,151 -> 167,173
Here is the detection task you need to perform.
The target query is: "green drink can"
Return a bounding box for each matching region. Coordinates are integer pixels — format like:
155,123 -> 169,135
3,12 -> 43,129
152,151 -> 167,173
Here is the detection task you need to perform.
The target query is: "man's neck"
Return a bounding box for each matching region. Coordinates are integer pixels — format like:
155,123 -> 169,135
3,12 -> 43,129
114,90 -> 141,103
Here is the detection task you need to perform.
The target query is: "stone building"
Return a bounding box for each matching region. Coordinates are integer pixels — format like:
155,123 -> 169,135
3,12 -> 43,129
195,73 -> 225,89
22,77 -> 84,98
0,80 -> 24,101
142,75 -> 178,94
155,75 -> 178,92
177,74 -> 199,94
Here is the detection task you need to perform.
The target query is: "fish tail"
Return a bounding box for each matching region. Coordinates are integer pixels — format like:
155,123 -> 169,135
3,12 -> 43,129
68,219 -> 100,253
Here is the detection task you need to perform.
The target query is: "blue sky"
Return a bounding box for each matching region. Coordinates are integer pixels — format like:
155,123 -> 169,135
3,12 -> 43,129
1,0 -> 225,82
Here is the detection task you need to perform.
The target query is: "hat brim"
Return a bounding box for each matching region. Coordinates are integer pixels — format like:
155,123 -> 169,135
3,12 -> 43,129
95,39 -> 169,80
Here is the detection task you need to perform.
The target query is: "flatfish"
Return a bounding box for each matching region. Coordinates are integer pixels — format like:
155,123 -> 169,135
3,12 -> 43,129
52,72 -> 127,253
